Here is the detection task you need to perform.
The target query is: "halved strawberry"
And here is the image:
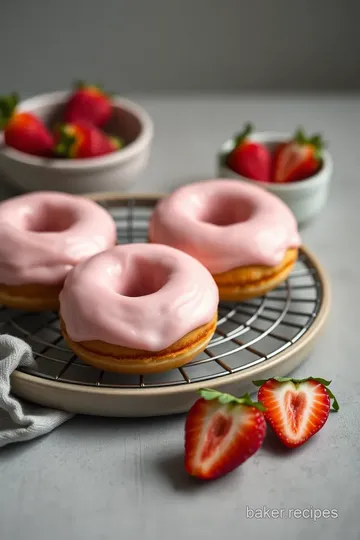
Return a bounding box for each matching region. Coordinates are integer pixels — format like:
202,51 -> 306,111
272,129 -> 323,183
185,388 -> 266,480
253,377 -> 339,448
226,123 -> 271,182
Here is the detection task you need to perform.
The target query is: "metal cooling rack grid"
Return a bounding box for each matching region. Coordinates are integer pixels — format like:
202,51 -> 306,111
1,197 -> 322,389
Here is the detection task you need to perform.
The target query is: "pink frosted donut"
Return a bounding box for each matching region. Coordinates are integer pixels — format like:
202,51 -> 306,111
60,243 -> 219,352
149,179 -> 301,274
0,191 -> 117,286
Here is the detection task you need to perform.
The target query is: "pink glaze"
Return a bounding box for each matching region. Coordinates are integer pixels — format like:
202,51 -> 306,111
59,243 -> 219,351
0,192 -> 116,286
149,180 -> 301,274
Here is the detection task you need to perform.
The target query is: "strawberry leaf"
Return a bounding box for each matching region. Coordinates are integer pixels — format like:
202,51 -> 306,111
74,80 -> 107,96
0,92 -> 19,129
108,135 -> 124,150
325,387 -> 339,412
309,134 -> 323,148
233,122 -> 253,147
294,128 -> 307,145
53,124 -> 77,158
198,388 -> 266,411
74,80 -> 87,90
252,377 -> 339,411
293,127 -> 325,160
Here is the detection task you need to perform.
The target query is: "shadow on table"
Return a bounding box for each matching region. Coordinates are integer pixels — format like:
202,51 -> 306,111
153,450 -> 245,493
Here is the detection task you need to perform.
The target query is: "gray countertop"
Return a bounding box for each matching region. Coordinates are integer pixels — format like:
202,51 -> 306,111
0,94 -> 359,540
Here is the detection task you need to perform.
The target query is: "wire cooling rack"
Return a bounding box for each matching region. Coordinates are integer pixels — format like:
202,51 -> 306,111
9,194 -> 330,417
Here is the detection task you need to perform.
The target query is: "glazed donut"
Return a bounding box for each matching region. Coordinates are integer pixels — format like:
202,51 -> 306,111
59,243 -> 218,374
149,180 -> 301,301
0,192 -> 116,311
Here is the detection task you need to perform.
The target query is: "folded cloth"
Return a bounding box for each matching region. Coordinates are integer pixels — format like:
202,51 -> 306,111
0,334 -> 73,448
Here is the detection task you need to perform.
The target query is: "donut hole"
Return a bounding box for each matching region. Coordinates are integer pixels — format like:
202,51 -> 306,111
199,194 -> 254,226
119,258 -> 170,298
26,204 -> 77,233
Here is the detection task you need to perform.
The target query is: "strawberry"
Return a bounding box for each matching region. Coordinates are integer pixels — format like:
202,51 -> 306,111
0,93 -> 54,157
253,377 -> 339,448
54,122 -> 123,159
272,129 -> 323,183
226,123 -> 271,182
185,388 -> 266,480
63,81 -> 112,128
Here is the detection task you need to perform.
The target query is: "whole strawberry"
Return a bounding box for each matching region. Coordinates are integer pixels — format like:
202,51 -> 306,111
185,388 -> 266,480
253,376 -> 339,448
63,81 -> 112,128
272,129 -> 323,183
54,122 -> 123,159
226,123 -> 271,182
0,93 -> 54,157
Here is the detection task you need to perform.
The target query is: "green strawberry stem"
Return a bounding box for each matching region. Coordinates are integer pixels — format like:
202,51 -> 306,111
252,376 -> 339,411
74,80 -> 108,96
108,135 -> 124,150
199,388 -> 266,411
75,80 -> 100,90
0,92 -> 19,129
234,122 -> 253,147
294,127 -> 324,160
54,125 -> 77,158
223,122 -> 254,164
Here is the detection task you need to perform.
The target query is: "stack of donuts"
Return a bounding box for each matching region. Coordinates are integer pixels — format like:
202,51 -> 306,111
0,180 -> 300,374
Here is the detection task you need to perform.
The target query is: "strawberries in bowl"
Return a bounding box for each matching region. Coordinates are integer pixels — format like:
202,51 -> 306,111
0,82 -> 121,159
224,124 -> 325,184
0,90 -> 153,193
218,125 -> 333,225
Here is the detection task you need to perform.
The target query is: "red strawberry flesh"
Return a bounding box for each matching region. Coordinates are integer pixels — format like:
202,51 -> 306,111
185,389 -> 266,480
255,377 -> 338,448
272,129 -> 323,183
201,412 -> 232,460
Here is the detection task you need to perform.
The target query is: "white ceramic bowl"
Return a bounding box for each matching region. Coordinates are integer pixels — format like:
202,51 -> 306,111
0,91 -> 154,193
218,132 -> 333,226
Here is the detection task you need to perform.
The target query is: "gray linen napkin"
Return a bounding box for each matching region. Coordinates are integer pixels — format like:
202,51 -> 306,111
0,334 -> 73,448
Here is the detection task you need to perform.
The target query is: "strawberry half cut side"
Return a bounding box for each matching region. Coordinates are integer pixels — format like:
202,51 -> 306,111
185,388 -> 266,480
272,128 -> 324,183
253,377 -> 339,448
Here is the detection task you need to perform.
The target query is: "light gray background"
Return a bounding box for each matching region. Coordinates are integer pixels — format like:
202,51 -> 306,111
1,0 -> 360,94
1,2 -> 360,539
0,94 -> 359,539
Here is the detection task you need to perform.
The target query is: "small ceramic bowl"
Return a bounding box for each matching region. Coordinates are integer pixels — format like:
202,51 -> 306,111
0,91 -> 154,194
217,132 -> 333,226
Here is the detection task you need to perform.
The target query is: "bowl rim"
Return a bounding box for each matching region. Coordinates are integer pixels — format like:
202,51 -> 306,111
0,90 -> 154,170
218,131 -> 333,191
